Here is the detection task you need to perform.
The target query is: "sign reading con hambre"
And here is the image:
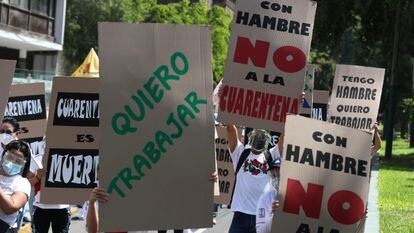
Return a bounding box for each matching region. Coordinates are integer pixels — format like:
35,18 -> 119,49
5,83 -> 47,158
214,126 -> 235,205
99,23 -> 214,231
329,65 -> 385,131
272,115 -> 371,233
218,0 -> 317,131
41,77 -> 99,205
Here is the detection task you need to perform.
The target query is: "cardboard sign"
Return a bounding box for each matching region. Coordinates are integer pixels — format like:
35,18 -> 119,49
5,83 -> 47,159
300,64 -> 315,117
0,60 -> 16,121
214,126 -> 235,205
328,65 -> 385,131
272,115 -> 371,233
312,90 -> 329,121
41,77 -> 99,204
218,0 -> 317,132
98,23 -> 214,231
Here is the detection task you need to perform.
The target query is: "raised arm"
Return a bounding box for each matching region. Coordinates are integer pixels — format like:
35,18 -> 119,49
226,124 -> 239,153
87,188 -> 109,233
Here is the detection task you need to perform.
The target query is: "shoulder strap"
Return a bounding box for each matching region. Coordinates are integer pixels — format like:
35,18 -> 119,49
235,148 -> 251,174
264,149 -> 273,166
229,148 -> 251,208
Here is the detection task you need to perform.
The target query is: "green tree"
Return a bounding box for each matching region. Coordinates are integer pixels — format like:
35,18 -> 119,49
63,0 -> 123,72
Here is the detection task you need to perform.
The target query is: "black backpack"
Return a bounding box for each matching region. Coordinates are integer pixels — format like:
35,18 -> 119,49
228,148 -> 273,208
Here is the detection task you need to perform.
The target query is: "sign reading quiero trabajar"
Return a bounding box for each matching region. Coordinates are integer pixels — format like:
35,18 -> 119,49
41,77 -> 99,204
218,0 -> 317,132
98,23 -> 214,232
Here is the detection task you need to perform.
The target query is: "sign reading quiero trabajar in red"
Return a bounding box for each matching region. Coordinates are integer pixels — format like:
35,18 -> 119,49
218,0 -> 317,131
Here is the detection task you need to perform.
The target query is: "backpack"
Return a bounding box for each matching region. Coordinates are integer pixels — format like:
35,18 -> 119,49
228,148 -> 273,208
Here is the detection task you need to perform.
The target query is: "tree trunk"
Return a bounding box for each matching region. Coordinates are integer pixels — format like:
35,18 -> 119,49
410,121 -> 414,148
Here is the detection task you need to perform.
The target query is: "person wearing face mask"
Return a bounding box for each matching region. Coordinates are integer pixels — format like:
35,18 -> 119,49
0,117 -> 21,157
255,157 -> 281,233
226,126 -> 281,233
0,140 -> 31,232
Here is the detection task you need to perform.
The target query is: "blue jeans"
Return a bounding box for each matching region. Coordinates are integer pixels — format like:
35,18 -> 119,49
229,211 -> 256,233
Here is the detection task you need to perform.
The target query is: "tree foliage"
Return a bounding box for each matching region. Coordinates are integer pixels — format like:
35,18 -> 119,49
63,0 -> 231,83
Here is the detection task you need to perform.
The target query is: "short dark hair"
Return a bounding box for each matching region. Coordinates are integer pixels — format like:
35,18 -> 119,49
2,117 -> 20,133
3,140 -> 31,177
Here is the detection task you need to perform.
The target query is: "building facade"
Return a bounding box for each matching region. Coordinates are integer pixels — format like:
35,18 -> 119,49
0,0 -> 66,74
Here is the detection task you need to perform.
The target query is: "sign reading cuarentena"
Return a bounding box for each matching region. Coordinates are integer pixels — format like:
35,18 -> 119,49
328,65 -> 385,131
5,83 -> 47,159
5,95 -> 46,121
53,92 -> 99,126
41,77 -> 100,205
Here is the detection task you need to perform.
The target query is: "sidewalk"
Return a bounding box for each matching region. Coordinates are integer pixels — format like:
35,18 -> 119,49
364,155 -> 380,233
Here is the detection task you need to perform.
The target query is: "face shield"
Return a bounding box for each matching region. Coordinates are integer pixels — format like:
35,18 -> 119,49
248,129 -> 270,153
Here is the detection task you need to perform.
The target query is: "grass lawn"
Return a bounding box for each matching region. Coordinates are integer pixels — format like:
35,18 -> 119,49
378,138 -> 414,233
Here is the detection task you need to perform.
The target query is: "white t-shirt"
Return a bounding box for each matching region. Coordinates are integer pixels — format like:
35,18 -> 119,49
0,175 -> 31,226
230,141 -> 280,215
256,188 -> 277,233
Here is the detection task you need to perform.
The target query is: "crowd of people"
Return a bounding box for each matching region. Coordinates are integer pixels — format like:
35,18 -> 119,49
0,87 -> 382,233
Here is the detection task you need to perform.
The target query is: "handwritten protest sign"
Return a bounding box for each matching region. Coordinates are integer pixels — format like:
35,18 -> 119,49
312,90 -> 329,121
41,77 -> 99,204
300,64 -> 315,117
272,115 -> 371,233
98,23 -> 214,231
5,83 -> 47,162
329,65 -> 385,131
0,60 -> 16,121
218,0 -> 317,132
214,126 -> 235,205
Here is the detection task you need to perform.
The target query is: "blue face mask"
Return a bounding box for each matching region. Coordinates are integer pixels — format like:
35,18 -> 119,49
2,160 -> 22,176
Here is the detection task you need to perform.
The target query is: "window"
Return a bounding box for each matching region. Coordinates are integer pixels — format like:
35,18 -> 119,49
8,0 -> 29,9
30,0 -> 48,15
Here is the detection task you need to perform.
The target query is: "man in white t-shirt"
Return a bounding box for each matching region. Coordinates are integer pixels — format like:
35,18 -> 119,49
226,125 -> 281,233
256,157 -> 281,233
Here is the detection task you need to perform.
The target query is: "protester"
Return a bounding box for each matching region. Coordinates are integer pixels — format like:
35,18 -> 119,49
255,157 -> 282,233
0,140 -> 31,232
226,125 -> 280,233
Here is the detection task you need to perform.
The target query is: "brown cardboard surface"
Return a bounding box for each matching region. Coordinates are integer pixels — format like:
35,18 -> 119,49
40,76 -> 99,204
312,90 -> 329,121
272,115 -> 371,233
328,65 -> 385,131
218,0 -> 317,132
5,83 -> 47,155
0,60 -> 16,121
214,126 -> 235,205
98,23 -> 214,231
